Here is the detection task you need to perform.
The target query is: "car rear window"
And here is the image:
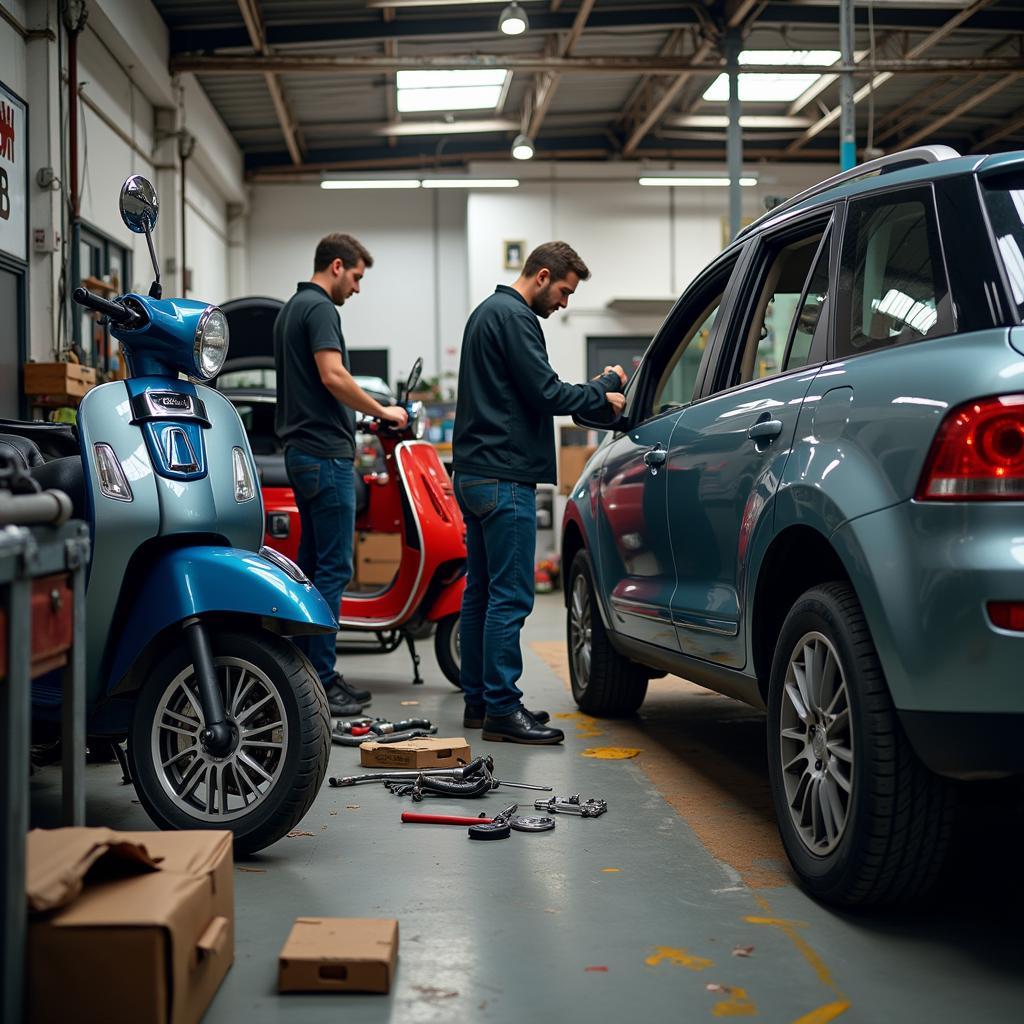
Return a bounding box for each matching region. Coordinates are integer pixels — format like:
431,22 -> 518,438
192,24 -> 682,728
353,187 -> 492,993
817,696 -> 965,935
982,171 -> 1024,322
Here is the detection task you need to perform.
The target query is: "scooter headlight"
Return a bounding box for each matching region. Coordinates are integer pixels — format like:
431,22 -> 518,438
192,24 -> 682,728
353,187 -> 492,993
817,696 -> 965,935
193,306 -> 229,379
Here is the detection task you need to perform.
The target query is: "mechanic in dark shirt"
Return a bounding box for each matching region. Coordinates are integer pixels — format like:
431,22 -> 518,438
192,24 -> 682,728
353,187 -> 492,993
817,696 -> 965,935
452,241 -> 626,744
275,233 -> 408,716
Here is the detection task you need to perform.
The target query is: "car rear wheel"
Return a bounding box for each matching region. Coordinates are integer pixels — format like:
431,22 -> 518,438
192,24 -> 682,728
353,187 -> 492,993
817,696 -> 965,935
567,550 -> 647,716
767,582 -> 954,906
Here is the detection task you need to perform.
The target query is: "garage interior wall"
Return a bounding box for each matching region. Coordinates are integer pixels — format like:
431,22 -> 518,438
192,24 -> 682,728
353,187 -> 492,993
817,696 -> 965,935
0,0 -> 244,368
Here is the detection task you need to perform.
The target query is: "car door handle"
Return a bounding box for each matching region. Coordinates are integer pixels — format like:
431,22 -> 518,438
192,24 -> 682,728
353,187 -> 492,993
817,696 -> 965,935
747,418 -> 784,442
643,446 -> 667,467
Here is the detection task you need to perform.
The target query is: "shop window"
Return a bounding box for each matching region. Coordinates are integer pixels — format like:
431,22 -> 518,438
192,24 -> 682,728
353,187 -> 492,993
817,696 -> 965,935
73,222 -> 132,373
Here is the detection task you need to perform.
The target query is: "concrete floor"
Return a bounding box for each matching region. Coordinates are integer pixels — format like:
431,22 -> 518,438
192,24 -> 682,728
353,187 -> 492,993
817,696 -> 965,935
30,591 -> 1024,1023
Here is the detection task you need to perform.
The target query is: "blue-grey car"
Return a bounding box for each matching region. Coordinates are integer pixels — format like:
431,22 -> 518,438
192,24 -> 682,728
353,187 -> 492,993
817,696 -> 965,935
561,146 -> 1024,907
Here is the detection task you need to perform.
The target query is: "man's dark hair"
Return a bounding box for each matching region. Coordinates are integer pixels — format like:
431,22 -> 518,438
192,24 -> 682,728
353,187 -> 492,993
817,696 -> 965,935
522,240 -> 590,282
314,233 -> 374,273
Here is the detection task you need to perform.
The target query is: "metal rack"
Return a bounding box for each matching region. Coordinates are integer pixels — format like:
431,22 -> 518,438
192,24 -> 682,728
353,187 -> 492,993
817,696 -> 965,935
1,519 -> 90,1024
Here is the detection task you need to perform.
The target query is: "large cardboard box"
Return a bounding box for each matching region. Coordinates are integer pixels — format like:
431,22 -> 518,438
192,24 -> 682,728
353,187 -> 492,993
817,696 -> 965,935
26,828 -> 234,1024
23,361 -> 97,399
558,444 -> 598,496
355,532 -> 402,586
279,917 -> 399,994
359,736 -> 471,769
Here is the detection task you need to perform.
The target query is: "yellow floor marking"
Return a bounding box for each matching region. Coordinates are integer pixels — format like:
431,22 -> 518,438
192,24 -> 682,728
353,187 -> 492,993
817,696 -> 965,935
709,986 -> 758,1017
582,746 -> 642,759
601,868 -> 621,873
551,709 -> 605,738
790,1001 -> 851,1024
644,947 -> 714,971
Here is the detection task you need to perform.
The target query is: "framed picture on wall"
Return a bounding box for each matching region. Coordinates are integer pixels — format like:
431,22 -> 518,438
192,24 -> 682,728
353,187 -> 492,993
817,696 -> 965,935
503,239 -> 525,271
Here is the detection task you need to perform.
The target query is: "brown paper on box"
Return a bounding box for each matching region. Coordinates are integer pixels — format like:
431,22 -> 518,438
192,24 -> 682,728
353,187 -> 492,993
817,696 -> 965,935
279,917 -> 399,993
359,736 -> 470,768
26,828 -> 234,1024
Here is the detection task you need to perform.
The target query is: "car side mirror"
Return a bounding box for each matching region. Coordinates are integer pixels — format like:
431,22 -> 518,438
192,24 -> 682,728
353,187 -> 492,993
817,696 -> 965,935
572,405 -> 626,431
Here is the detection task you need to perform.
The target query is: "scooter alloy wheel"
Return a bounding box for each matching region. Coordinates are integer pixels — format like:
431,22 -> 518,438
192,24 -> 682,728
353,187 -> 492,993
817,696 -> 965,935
434,612 -> 462,689
130,629 -> 331,854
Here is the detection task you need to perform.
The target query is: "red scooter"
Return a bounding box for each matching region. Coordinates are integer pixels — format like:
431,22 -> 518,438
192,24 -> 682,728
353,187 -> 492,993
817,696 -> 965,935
260,359 -> 466,687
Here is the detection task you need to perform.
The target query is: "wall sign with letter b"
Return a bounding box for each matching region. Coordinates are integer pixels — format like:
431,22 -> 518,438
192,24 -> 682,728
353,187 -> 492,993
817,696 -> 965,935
0,82 -> 27,260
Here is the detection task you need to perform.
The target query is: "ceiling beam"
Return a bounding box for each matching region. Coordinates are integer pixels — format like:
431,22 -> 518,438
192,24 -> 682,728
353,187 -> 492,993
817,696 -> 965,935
236,0 -> 303,165
169,53 -> 1024,77
785,0 -> 996,154
972,110 -> 1024,152
897,73 -> 1022,150
525,0 -> 594,141
874,75 -> 983,145
787,48 -> 870,116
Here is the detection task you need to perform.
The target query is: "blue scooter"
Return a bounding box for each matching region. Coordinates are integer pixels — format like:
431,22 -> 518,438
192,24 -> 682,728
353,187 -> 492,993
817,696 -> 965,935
7,175 -> 337,853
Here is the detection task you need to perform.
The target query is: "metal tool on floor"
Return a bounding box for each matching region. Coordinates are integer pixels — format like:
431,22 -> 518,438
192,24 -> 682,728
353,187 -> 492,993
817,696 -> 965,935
331,716 -> 437,746
534,794 -> 608,818
400,803 -> 553,834
328,755 -> 493,787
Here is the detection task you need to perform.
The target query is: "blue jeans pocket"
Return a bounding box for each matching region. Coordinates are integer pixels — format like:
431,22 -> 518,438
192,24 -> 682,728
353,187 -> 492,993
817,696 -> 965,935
457,476 -> 499,518
287,458 -> 321,501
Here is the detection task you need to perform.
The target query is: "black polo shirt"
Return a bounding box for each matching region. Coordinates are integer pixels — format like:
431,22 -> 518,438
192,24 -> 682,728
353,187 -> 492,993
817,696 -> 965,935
452,285 -> 620,485
274,281 -> 355,460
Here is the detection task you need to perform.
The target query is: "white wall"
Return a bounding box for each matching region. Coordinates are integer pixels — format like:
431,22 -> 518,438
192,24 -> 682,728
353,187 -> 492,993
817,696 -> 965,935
246,184 -> 467,387
0,2 -> 28,97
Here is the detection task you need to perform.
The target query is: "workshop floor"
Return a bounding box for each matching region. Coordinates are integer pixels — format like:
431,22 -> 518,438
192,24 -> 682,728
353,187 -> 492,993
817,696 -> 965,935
30,591 -> 1024,1023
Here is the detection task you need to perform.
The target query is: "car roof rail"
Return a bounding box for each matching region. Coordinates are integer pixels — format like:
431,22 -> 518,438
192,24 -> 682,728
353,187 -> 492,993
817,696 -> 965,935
737,145 -> 962,240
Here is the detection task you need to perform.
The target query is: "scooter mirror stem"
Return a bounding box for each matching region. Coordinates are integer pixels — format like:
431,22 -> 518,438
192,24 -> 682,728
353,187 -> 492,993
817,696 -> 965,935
182,617 -> 233,756
144,222 -> 162,300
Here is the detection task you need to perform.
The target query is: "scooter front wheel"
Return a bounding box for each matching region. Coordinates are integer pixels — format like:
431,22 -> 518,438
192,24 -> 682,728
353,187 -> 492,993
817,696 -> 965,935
129,628 -> 330,854
434,613 -> 461,689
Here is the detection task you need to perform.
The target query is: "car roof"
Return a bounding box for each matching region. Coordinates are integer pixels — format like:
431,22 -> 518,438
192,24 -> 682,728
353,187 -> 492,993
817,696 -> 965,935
732,146 -> 1024,251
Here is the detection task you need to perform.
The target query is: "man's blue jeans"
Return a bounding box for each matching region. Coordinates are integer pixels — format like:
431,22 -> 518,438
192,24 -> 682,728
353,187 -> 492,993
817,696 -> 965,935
285,447 -> 354,686
454,473 -> 536,716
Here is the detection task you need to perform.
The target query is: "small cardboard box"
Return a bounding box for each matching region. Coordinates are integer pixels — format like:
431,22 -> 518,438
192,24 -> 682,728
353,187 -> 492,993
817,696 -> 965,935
558,443 -> 598,495
279,917 -> 399,993
26,828 -> 234,1024
359,736 -> 471,769
356,532 -> 402,586
23,361 -> 97,399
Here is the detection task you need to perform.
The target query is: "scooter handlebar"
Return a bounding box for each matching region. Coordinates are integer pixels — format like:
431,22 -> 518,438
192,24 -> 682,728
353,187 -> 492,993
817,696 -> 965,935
73,286 -> 138,326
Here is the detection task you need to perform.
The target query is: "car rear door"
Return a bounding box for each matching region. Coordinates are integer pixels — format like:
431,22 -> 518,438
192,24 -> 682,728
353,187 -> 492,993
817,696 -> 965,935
666,209 -> 836,667
594,253 -> 742,650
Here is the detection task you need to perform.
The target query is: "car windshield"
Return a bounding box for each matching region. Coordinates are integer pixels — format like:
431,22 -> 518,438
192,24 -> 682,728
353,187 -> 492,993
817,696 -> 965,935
983,170 -> 1024,322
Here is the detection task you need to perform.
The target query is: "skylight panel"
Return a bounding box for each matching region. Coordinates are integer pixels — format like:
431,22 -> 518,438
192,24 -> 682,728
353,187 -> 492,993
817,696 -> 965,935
702,50 -> 842,103
397,69 -> 510,113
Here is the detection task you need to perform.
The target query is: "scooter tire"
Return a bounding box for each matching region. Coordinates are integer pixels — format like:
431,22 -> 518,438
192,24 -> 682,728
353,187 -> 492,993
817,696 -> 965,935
129,628 -> 330,855
434,613 -> 462,689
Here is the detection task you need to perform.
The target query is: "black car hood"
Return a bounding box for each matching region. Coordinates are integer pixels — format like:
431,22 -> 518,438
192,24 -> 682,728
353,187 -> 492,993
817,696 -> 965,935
221,295 -> 283,366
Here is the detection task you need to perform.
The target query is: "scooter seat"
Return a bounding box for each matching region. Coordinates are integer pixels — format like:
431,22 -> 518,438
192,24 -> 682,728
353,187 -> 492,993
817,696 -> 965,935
29,456 -> 88,521
0,419 -> 79,461
0,432 -> 46,470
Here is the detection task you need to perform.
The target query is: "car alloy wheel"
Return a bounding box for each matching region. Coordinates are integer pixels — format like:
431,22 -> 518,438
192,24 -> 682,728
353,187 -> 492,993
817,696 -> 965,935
570,573 -> 593,689
778,631 -> 853,856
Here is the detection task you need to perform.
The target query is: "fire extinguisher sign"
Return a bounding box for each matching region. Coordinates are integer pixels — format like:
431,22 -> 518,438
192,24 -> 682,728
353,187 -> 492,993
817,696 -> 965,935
0,81 -> 27,262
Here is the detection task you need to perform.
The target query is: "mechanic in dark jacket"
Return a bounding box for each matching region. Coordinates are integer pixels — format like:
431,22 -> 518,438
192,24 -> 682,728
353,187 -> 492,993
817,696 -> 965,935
452,241 -> 626,744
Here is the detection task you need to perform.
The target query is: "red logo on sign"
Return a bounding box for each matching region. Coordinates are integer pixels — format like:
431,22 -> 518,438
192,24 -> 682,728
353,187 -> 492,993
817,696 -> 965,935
0,103 -> 15,161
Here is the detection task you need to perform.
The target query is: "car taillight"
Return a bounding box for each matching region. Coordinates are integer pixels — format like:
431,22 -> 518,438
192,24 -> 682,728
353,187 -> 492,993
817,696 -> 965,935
916,395 -> 1024,500
987,601 -> 1024,632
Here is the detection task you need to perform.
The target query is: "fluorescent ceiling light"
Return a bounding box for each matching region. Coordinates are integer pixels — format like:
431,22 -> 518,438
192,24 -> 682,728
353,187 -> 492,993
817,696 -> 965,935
639,176 -> 757,187
397,69 -> 509,113
321,179 -> 421,190
702,50 -> 842,103
499,2 -> 529,35
422,179 -> 519,189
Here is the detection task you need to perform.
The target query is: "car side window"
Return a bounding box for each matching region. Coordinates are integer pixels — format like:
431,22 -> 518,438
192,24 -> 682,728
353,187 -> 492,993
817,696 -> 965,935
837,188 -> 953,356
784,231 -> 831,372
651,298 -> 722,415
721,222 -> 829,390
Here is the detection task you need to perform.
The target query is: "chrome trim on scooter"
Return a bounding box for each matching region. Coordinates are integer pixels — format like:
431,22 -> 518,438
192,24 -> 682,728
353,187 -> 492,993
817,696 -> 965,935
336,439 -> 428,629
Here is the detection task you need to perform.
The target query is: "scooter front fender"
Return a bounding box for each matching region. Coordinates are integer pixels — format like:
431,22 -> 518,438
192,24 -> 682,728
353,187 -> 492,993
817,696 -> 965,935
107,546 -> 337,688
426,576 -> 466,622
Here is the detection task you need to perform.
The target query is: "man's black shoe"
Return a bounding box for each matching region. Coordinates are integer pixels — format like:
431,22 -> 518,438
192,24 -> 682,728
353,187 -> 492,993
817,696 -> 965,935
481,708 -> 564,745
464,706 -> 550,729
326,689 -> 364,718
326,673 -> 371,706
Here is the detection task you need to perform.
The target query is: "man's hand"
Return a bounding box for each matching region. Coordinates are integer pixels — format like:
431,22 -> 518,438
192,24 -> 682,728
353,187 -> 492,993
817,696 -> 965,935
380,404 -> 409,428
605,391 -> 626,415
603,364 -> 628,388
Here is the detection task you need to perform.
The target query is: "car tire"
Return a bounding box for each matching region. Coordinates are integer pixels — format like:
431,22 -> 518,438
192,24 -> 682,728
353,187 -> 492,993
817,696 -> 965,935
567,549 -> 648,716
129,628 -> 330,855
434,613 -> 462,689
766,582 -> 954,906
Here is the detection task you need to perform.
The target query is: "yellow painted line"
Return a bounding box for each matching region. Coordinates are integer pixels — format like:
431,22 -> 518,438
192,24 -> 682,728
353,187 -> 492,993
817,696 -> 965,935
709,986 -> 758,1018
601,868 -> 621,873
644,946 -> 714,971
582,746 -> 642,759
791,1001 -> 851,1024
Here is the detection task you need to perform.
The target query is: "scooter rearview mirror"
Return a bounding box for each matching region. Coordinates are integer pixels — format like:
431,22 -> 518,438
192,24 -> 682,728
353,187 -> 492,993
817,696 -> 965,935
119,174 -> 163,299
404,357 -> 423,399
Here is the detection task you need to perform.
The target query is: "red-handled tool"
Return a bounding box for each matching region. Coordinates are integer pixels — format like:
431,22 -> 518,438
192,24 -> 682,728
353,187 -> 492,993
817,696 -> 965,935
401,812 -> 494,825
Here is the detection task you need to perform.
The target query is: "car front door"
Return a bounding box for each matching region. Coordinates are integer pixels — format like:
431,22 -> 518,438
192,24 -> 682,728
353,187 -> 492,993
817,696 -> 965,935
666,211 -> 836,667
595,254 -> 741,650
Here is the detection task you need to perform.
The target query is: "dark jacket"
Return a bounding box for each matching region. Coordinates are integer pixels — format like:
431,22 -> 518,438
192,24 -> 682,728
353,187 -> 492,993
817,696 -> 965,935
452,285 -> 621,485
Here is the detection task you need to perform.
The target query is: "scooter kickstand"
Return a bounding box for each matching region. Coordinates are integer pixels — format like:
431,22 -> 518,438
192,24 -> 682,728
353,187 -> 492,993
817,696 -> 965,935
404,631 -> 424,685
